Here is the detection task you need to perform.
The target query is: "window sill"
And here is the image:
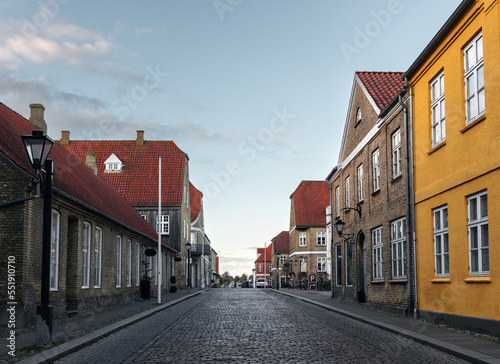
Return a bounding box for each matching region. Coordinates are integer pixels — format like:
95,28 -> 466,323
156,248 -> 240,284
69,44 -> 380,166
464,276 -> 491,283
50,289 -> 59,292
389,279 -> 408,284
93,286 -> 101,289
369,280 -> 385,284
391,174 -> 402,184
372,189 -> 381,197
431,278 -> 451,284
461,114 -> 486,134
428,141 -> 446,155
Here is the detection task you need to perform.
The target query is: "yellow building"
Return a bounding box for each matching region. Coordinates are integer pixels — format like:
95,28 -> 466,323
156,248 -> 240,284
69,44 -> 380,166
405,0 -> 500,335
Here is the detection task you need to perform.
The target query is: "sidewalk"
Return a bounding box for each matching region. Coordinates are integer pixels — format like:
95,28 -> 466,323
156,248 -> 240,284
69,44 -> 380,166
274,288 -> 500,364
1,289 -> 203,363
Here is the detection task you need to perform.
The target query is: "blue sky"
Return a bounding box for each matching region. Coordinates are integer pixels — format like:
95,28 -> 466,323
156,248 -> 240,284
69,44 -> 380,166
0,0 -> 462,276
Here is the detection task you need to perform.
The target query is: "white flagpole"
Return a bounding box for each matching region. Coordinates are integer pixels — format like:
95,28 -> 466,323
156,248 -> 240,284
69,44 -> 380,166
264,242 -> 267,283
158,156 -> 162,304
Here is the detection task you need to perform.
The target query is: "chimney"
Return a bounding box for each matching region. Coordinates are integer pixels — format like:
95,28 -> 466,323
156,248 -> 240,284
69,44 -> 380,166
29,104 -> 47,135
60,131 -> 70,145
85,152 -> 98,175
136,130 -> 145,146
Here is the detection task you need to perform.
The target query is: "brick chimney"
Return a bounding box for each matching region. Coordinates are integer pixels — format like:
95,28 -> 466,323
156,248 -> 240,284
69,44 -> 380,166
136,130 -> 145,146
29,104 -> 47,135
60,131 -> 70,145
85,152 -> 97,175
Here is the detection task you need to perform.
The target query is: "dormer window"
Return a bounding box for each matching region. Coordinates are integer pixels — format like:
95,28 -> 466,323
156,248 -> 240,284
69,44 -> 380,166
104,153 -> 123,173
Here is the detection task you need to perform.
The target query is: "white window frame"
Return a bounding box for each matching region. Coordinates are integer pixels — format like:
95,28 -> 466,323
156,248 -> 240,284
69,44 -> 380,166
127,239 -> 132,287
116,235 -> 122,288
391,218 -> 407,279
317,257 -> 326,272
464,32 -> 485,124
433,206 -> 449,277
316,231 -> 326,246
468,191 -> 489,276
392,129 -> 402,178
299,232 -> 307,247
136,243 -> 141,286
356,108 -> 362,124
280,255 -> 287,265
335,186 -> 340,217
94,226 -> 102,288
50,210 -> 60,291
357,164 -> 363,202
82,222 -> 91,288
258,264 -> 262,273
345,176 -> 350,209
372,227 -> 383,280
372,149 -> 380,192
431,72 -> 445,146
156,214 -> 169,235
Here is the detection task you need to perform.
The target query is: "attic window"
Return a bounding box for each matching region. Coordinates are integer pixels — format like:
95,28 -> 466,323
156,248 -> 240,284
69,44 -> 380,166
355,108 -> 362,125
104,153 -> 123,173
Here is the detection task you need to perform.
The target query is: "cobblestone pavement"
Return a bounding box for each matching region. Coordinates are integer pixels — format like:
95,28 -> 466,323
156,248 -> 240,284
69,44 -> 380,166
54,290 -> 469,364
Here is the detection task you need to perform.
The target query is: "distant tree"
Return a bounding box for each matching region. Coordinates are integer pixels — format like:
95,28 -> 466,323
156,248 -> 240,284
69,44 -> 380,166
234,275 -> 240,282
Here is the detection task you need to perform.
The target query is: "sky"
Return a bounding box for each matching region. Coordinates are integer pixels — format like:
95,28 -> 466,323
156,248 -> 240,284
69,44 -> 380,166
0,0 -> 462,276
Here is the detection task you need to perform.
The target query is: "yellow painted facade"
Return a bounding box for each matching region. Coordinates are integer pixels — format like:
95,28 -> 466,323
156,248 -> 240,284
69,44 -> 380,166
407,0 -> 500,322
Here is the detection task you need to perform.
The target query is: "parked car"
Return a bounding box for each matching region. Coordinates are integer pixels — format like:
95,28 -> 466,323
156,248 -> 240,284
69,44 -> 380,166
256,278 -> 268,288
241,280 -> 249,288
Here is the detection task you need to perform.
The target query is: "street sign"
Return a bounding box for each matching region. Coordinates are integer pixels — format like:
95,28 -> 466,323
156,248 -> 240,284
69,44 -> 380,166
308,273 -> 317,291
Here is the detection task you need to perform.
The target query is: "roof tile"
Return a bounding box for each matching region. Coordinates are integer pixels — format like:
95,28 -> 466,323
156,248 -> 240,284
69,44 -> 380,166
291,181 -> 330,227
356,71 -> 405,110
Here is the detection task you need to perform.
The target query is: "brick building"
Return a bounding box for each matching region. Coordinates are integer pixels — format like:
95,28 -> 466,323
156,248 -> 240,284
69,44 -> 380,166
326,72 -> 414,314
57,130 -> 193,288
270,231 -> 289,288
0,103 -> 176,328
289,181 -> 330,288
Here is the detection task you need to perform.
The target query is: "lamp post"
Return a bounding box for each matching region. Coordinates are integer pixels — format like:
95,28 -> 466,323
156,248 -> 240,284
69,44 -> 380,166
276,253 -> 281,290
21,130 -> 54,347
252,267 -> 256,289
186,242 -> 191,294
294,259 -> 298,288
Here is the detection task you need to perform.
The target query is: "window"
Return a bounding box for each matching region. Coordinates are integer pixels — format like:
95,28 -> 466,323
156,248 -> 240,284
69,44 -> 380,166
357,165 -> 363,202
345,176 -> 350,208
433,206 -> 449,277
346,240 -> 354,286
280,255 -> 286,265
317,231 -> 326,246
127,239 -> 132,287
136,243 -> 140,286
464,33 -> 484,124
116,236 -> 122,288
82,223 -> 91,288
372,227 -> 383,280
299,232 -> 307,246
94,227 -> 102,288
156,215 -> 169,235
392,129 -> 401,178
258,264 -> 262,273
335,244 -> 342,286
356,108 -> 362,124
372,149 -> 380,192
317,257 -> 326,272
50,210 -> 60,290
191,232 -> 198,246
104,153 -> 123,172
391,218 -> 407,278
300,259 -> 307,273
431,72 -> 445,146
335,186 -> 340,216
468,191 -> 488,275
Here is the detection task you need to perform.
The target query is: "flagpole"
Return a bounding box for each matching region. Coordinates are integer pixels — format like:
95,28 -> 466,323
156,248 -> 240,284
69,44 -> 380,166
158,156 -> 162,304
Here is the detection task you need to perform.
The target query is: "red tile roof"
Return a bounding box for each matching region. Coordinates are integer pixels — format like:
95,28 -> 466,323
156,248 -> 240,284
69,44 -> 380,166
256,243 -> 273,263
189,182 -> 202,223
0,103 -> 163,246
291,181 -> 330,227
58,138 -> 187,207
356,72 -> 405,111
272,231 -> 289,253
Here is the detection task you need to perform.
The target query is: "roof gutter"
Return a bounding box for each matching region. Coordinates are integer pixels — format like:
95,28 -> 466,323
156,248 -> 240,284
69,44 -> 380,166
404,0 -> 475,80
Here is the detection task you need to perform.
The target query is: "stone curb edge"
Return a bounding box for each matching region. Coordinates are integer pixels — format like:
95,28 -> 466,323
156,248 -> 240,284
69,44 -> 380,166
16,291 -> 204,364
271,289 -> 498,364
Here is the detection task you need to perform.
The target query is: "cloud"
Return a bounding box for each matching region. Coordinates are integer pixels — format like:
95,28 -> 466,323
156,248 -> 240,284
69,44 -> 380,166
0,19 -> 113,70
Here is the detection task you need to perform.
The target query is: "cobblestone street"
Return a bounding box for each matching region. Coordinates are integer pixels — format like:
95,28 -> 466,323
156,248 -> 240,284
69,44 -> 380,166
52,289 -> 468,364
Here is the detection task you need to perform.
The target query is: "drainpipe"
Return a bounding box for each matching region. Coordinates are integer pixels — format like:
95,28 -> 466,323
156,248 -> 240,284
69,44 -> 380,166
399,84 -> 417,319
329,183 -> 334,299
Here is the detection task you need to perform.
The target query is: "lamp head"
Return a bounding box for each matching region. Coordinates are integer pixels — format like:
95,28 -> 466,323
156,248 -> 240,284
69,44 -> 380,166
21,130 -> 54,171
334,219 -> 346,237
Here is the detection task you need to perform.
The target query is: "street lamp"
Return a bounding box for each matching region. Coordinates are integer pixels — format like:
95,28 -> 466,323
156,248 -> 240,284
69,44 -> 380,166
252,267 -> 256,289
276,253 -> 281,290
186,242 -> 191,294
334,219 -> 354,240
21,130 -> 54,347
